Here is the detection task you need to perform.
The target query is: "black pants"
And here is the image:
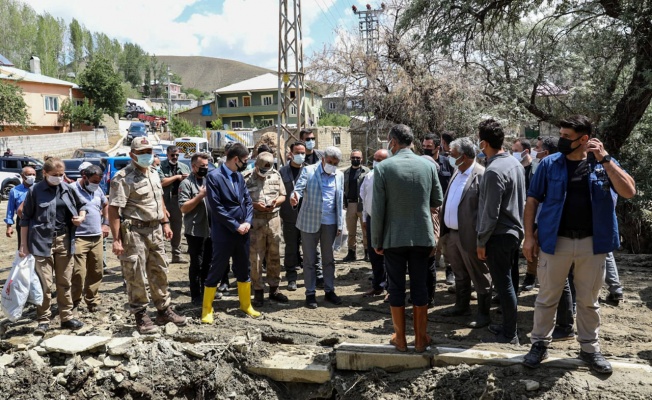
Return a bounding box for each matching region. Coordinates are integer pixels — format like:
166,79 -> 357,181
282,220 -> 302,281
486,234 -> 520,338
186,234 -> 212,300
426,255 -> 437,299
365,218 -> 386,290
384,246 -> 431,307
511,246 -> 521,293
206,234 -> 250,286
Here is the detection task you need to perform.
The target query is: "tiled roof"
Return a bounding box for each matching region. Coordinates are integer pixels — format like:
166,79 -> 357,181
0,65 -> 79,88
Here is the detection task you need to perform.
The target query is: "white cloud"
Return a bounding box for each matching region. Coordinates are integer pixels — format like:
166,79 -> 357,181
22,0 -> 345,69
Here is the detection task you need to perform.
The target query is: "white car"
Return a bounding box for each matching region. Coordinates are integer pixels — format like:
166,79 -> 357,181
1,172 -> 23,200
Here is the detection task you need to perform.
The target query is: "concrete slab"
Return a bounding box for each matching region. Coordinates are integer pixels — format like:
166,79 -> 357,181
0,354 -> 14,367
335,343 -> 432,372
41,335 -> 112,354
247,345 -> 332,384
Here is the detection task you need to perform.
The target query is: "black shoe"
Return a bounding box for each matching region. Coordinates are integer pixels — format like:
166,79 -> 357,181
552,328 -> 575,342
487,324 -> 502,335
486,324 -> 519,344
252,289 -> 265,307
316,277 -> 325,289
579,350 -> 613,374
606,292 -> 623,305
363,251 -> 369,262
305,295 -> 318,309
287,281 -> 297,291
324,291 -> 343,305
191,297 -> 202,306
343,250 -> 356,262
520,273 -> 536,292
269,289 -> 289,303
445,267 -> 455,285
523,341 -> 548,368
61,319 -> 84,330
34,323 -> 49,336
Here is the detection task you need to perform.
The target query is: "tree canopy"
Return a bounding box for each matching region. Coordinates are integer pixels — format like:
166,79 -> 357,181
78,56 -> 125,117
0,79 -> 29,131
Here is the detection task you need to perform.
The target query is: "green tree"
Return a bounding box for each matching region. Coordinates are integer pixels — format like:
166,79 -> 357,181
69,18 -> 84,74
120,43 -> 147,88
78,56 -> 125,117
0,0 -> 37,70
318,110 -> 350,127
35,13 -> 65,78
0,80 -> 30,131
209,118 -> 223,130
170,116 -> 202,137
59,98 -> 103,129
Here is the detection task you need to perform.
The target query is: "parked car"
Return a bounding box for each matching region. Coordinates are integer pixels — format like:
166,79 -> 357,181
0,155 -> 44,200
72,149 -> 109,159
63,158 -> 103,182
100,156 -> 132,194
122,122 -> 148,145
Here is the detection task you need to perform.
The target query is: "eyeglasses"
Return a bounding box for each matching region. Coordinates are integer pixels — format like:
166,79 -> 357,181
168,154 -> 179,158
305,138 -> 315,142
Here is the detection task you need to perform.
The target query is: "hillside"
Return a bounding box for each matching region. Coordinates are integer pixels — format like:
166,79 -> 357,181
156,55 -> 273,94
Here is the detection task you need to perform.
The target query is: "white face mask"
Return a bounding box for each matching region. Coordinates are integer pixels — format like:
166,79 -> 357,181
47,175 -> 64,186
86,182 -> 100,192
512,151 -> 523,162
530,149 -> 538,159
293,154 -> 305,165
24,176 -> 36,185
323,163 -> 337,175
448,155 -> 462,169
305,140 -> 315,150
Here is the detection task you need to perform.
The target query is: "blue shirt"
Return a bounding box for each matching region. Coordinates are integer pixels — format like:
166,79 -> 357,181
527,152 -> 620,255
72,181 -> 107,236
321,170 -> 337,225
4,183 -> 29,225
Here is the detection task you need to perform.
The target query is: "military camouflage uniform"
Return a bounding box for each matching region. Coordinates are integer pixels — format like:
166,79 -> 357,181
244,166 -> 287,291
109,162 -> 171,313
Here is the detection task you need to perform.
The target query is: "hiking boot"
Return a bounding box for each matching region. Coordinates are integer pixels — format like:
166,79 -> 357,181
34,323 -> 49,336
61,319 -> 84,330
287,280 -> 297,291
325,291 -> 343,305
252,289 -> 265,307
579,350 -> 613,374
135,310 -> 158,334
343,250 -> 356,262
155,307 -> 187,326
269,286 -> 289,303
468,293 -> 491,329
520,273 -> 536,292
552,328 -> 575,342
441,286 -> 472,317
305,294 -> 318,309
523,341 -> 548,368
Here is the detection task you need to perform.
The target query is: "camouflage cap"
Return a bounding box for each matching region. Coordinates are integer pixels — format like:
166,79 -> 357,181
131,137 -> 153,151
256,152 -> 274,170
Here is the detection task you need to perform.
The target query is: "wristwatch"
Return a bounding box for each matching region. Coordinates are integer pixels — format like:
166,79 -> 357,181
597,154 -> 612,164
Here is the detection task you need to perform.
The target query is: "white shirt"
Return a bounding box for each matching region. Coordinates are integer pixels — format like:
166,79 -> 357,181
359,170 -> 375,222
443,162 -> 474,230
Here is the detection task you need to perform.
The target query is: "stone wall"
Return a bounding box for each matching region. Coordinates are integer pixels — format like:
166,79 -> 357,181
0,130 -> 109,159
315,126 -> 352,162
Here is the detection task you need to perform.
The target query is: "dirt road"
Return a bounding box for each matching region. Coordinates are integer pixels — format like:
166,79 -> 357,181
0,198 -> 651,399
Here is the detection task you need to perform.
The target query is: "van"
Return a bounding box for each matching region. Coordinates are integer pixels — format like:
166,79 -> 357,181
174,137 -> 209,157
99,156 -> 132,195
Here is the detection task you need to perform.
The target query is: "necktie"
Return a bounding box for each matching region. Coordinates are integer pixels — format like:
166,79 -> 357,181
231,172 -> 239,197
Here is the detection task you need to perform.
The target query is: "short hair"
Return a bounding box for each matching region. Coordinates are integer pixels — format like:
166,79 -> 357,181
423,133 -> 440,147
191,152 -> 210,165
43,157 -> 64,172
542,136 -> 560,154
350,149 -> 362,155
82,165 -> 103,178
450,137 -> 476,158
257,144 -> 272,155
300,129 -> 314,139
389,124 -> 414,146
559,115 -> 593,136
167,145 -> 180,154
323,146 -> 342,161
226,143 -> 248,160
441,131 -> 456,146
515,137 -> 531,151
478,119 -> 504,150
21,166 -> 35,175
290,141 -> 306,151
224,142 -> 235,152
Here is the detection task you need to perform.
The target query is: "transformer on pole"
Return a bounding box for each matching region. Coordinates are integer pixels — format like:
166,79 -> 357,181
278,0 -> 305,165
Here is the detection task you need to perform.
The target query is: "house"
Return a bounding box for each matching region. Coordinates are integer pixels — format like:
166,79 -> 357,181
0,56 -> 85,135
175,101 -> 219,129
213,73 -> 322,129
323,87 -> 365,115
145,80 -> 184,100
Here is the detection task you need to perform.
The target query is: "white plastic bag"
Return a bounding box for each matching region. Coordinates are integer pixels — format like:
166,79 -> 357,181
333,222 -> 349,252
1,252 -> 34,322
27,261 -> 43,307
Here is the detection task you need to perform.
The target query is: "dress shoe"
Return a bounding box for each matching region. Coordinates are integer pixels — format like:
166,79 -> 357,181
61,319 -> 84,330
325,291 -> 343,305
34,323 -> 49,336
305,294 -> 318,309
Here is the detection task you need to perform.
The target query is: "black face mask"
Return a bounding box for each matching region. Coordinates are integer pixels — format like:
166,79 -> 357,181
423,149 -> 434,157
351,159 -> 361,167
236,160 -> 248,172
558,136 -> 583,155
196,167 -> 208,177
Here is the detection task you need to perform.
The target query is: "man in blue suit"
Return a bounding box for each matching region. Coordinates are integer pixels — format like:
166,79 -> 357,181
201,143 -> 259,323
290,146 -> 345,309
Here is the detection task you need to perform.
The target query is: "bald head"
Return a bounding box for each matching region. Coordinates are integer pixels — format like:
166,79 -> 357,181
374,149 -> 389,163
22,166 -> 36,176
21,166 -> 36,187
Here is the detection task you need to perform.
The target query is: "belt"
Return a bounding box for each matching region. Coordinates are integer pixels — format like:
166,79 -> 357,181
558,229 -> 592,240
127,218 -> 161,228
253,211 -> 279,220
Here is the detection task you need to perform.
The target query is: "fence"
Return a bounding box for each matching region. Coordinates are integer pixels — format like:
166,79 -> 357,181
0,129 -> 110,159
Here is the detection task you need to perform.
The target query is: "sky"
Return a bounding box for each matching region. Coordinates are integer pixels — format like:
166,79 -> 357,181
22,0 -> 377,69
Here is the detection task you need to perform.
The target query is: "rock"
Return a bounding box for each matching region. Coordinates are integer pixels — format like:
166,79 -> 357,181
15,344 -> 27,351
111,314 -> 121,321
33,346 -> 49,356
107,337 -> 134,356
56,373 -> 67,386
140,333 -> 160,341
103,355 -> 122,368
164,322 -> 178,335
27,350 -> 46,370
131,330 -> 141,338
183,346 -> 205,359
126,364 -> 139,378
97,330 -> 113,337
52,366 -> 66,374
108,346 -> 129,356
113,372 -> 125,383
0,354 -> 14,367
41,335 -> 111,354
6,367 -> 16,376
227,392 -> 237,398
522,380 -> 540,391
83,357 -> 104,368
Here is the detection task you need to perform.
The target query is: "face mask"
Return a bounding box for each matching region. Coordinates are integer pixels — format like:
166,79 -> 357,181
477,141 -> 487,158
530,150 -> 538,159
323,163 -> 337,175
423,149 -> 434,157
168,158 -> 178,165
136,153 -> 154,168
531,158 -> 540,174
558,136 -> 582,155
197,167 -> 208,177
512,151 -> 523,162
257,168 -> 270,178
155,166 -> 161,171
448,155 -> 462,169
293,154 -> 305,165
305,140 -> 315,150
351,159 -> 361,167
24,176 -> 36,185
387,141 -> 394,158
236,160 -> 248,172
372,161 -> 379,169
47,175 -> 63,186
86,182 -> 100,192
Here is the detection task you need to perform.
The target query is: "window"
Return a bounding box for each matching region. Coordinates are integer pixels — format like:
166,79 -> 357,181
290,90 -> 296,99
333,133 -> 341,146
227,97 -> 238,108
290,105 -> 297,116
261,119 -> 274,127
262,95 -> 273,106
44,96 -> 59,112
329,101 -> 336,110
4,160 -> 18,169
231,120 -> 243,129
243,96 -> 251,107
75,99 -> 84,106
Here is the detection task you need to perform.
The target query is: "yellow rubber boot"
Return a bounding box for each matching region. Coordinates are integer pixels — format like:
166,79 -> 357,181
201,287 -> 217,324
237,281 -> 261,318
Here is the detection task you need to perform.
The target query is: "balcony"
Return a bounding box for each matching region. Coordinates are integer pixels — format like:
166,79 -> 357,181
218,103 -> 278,115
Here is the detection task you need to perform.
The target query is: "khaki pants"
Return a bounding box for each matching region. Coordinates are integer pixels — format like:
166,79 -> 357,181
34,233 -> 74,323
119,225 -> 171,313
250,216 -> 282,291
72,235 -> 104,307
531,237 -> 606,352
346,202 -> 367,251
445,230 -> 491,294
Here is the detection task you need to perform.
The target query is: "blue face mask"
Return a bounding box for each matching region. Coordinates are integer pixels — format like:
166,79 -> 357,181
136,153 -> 154,168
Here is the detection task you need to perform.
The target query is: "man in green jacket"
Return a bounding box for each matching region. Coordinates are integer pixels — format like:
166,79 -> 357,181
372,124 -> 443,353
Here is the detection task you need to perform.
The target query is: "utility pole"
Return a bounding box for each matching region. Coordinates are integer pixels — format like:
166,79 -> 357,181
353,3 -> 385,165
167,66 -> 172,141
277,0 -> 305,166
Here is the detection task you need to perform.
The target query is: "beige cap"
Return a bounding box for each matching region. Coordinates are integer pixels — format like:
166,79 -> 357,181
78,161 -> 93,172
131,137 -> 153,151
256,152 -> 274,171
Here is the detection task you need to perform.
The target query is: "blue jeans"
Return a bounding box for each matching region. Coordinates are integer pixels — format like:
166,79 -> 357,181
604,252 -> 622,295
486,234 -> 520,338
301,224 -> 337,296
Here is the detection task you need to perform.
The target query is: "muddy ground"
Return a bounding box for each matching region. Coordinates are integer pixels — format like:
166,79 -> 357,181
0,199 -> 651,399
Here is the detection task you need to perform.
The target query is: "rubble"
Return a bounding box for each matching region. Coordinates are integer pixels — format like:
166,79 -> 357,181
41,335 -> 111,354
